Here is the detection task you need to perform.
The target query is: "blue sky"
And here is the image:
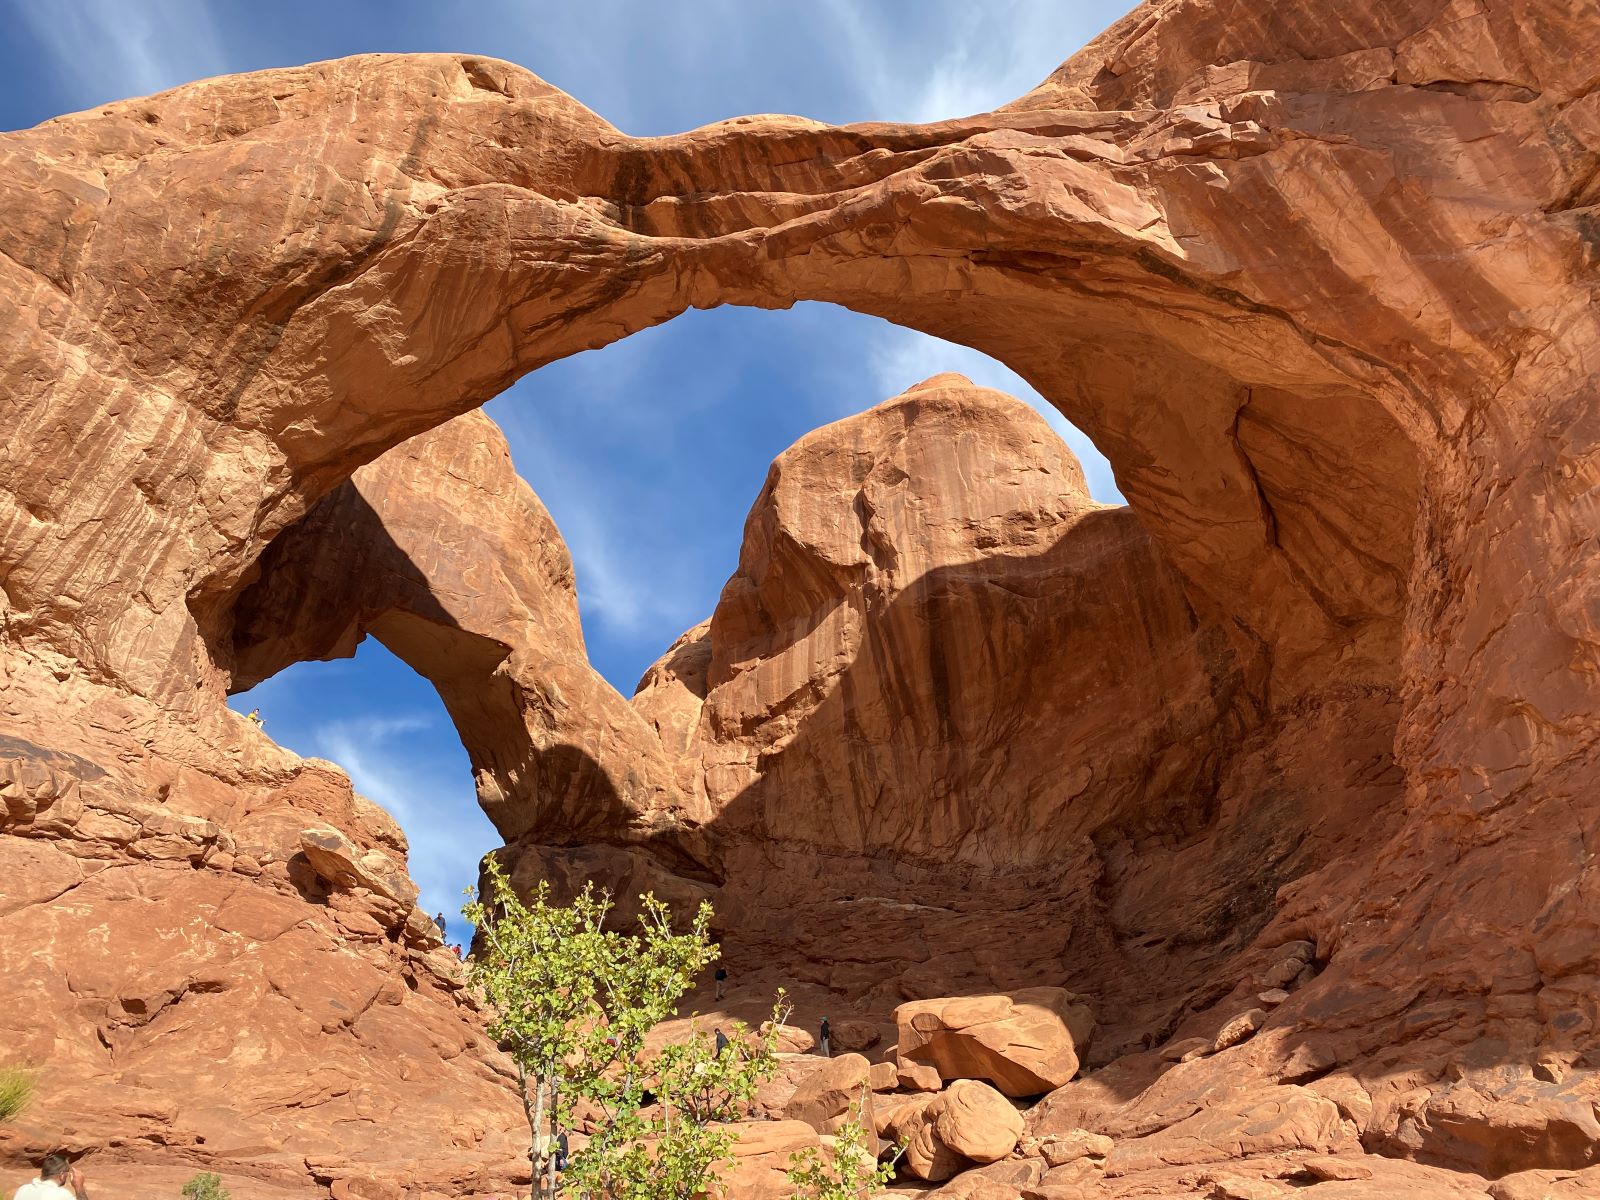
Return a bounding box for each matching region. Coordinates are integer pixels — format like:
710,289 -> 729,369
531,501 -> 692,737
2,0 -> 1131,924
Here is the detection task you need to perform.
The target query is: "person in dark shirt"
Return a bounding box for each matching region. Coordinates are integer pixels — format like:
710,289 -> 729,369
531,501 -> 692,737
714,965 -> 728,1001
714,1028 -> 729,1056
819,1017 -> 832,1058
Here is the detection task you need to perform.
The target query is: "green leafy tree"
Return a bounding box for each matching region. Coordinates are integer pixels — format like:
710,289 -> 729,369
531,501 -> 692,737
565,1005 -> 786,1200
0,1067 -> 35,1123
786,1096 -> 899,1200
466,855 -> 782,1200
181,1174 -> 230,1200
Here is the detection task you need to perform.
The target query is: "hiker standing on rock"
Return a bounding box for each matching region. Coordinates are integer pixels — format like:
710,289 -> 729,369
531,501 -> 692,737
819,1017 -> 832,1058
14,1154 -> 89,1200
434,912 -> 447,941
714,964 -> 727,1001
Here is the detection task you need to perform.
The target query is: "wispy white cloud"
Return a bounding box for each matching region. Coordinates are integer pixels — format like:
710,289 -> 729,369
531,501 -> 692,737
314,714 -> 436,821
807,0 -> 1126,123
866,326 -> 1126,504
8,0 -> 228,106
487,364 -> 705,644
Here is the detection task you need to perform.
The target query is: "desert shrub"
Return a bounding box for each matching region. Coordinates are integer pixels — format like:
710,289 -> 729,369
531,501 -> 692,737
0,1067 -> 35,1123
181,1173 -> 229,1200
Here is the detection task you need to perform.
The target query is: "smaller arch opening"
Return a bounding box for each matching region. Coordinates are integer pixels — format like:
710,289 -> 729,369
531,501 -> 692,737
226,637 -> 497,931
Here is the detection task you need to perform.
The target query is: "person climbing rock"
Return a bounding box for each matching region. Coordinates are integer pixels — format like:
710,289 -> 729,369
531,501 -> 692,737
714,964 -> 728,1001
245,708 -> 263,727
819,1017 -> 832,1058
14,1154 -> 88,1200
434,912 -> 447,941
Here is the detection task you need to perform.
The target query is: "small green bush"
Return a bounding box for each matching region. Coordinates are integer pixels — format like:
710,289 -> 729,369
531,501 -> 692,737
0,1067 -> 35,1123
181,1174 -> 229,1200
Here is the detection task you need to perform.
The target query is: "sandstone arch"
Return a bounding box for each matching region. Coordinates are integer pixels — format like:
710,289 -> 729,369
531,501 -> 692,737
4,0 -> 1600,1191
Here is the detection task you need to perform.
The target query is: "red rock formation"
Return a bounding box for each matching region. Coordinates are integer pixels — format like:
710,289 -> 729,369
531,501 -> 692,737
227,408 -> 701,852
623,379 -> 1406,1069
1,0 -> 1597,1194
0,727 -> 527,1196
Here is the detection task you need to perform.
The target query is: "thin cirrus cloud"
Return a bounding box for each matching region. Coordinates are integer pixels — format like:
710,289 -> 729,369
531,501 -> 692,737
6,0 -> 229,107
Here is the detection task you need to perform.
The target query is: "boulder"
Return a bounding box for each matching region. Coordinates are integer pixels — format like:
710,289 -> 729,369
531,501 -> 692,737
899,1060 -> 943,1093
767,1024 -> 817,1055
1038,1129 -> 1113,1167
896,989 -> 1093,1097
783,1052 -> 876,1141
1212,1008 -> 1267,1052
934,1080 -> 1026,1163
298,827 -> 418,909
888,1081 -> 1025,1182
715,1121 -> 824,1200
831,1019 -> 883,1054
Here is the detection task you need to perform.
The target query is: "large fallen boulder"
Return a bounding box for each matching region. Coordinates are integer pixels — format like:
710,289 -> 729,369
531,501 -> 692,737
896,989 -> 1094,1097
783,1052 -> 878,1151
298,827 -> 418,908
1383,1070 -> 1600,1178
887,1080 -> 1025,1182
936,1080 -> 1026,1163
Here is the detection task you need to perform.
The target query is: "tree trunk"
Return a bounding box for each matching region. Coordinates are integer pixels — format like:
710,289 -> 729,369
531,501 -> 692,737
521,1062 -> 549,1200
545,1080 -> 560,1198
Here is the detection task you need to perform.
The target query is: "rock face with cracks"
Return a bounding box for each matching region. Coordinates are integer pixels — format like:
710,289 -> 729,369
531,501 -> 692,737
3,0 -> 1600,1195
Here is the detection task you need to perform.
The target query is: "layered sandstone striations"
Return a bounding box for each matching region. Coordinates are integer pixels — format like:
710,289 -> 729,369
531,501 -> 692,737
2,0 -> 1599,1195
619,378 -> 1405,1054
0,720 -> 527,1196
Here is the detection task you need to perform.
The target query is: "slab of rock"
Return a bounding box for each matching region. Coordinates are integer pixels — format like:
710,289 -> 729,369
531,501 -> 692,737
897,989 -> 1093,1097
1162,1037 -> 1214,1064
899,1061 -> 944,1093
1384,1072 -> 1600,1178
928,1159 -> 1045,1199
1212,1008 -> 1267,1052
714,1121 -> 823,1200
1490,1164 -> 1600,1200
1104,1086 -> 1347,1175
298,827 -> 418,909
783,1052 -> 876,1144
1038,1129 -> 1113,1167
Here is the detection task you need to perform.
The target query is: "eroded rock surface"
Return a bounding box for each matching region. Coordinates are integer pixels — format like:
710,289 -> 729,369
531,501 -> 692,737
896,990 -> 1096,1098
3,0 -> 1599,1194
